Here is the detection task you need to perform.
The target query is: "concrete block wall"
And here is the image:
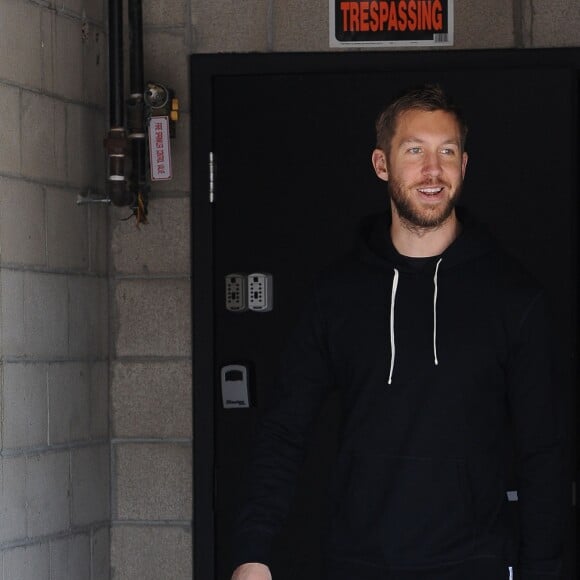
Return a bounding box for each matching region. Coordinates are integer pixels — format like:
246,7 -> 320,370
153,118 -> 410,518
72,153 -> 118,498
0,1 -> 109,579
109,4 -> 193,578
110,194 -> 192,580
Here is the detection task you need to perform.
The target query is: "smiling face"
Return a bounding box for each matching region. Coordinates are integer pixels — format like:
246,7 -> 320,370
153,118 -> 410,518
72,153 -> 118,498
372,108 -> 468,231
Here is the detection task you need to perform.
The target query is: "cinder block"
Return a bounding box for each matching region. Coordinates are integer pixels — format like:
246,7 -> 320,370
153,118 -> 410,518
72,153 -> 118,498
96,110 -> 108,182
23,272 -> 69,359
71,444 -> 110,526
60,0 -> 104,21
67,276 -> 108,359
21,92 -> 67,183
90,361 -> 109,440
150,113 -> 190,192
0,456 -> 27,543
83,24 -> 107,106
526,0 -> 580,47
49,534 -> 91,580
26,452 -> 70,537
453,0 -> 515,49
0,0 -> 43,88
0,84 -> 21,174
66,104 -> 101,188
114,443 -> 192,520
143,30 -> 190,110
85,0 -> 105,23
3,542 -> 50,580
273,0 -> 331,51
112,360 -> 192,438
110,524 -> 192,580
144,0 -> 187,26
1,272 -> 73,360
111,197 -> 190,275
88,201 -> 109,275
1,362 -> 48,450
60,0 -> 84,17
46,186 -> 89,270
114,279 -> 191,357
54,0 -> 104,23
0,269 -> 25,356
48,362 -> 91,445
92,525 -> 111,580
191,0 -> 270,53
0,177 -> 46,267
54,14 -> 84,102
41,8 -> 56,94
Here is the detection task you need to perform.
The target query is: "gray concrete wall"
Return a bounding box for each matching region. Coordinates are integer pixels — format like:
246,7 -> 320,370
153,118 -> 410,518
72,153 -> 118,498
109,0 -> 193,576
0,0 -> 109,578
1,0 -> 580,578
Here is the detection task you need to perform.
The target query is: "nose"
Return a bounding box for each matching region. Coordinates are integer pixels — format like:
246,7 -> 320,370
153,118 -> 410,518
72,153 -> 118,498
422,151 -> 442,178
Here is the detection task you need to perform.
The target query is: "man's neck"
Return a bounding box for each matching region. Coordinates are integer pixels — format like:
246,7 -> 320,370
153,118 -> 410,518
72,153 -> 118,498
390,209 -> 461,258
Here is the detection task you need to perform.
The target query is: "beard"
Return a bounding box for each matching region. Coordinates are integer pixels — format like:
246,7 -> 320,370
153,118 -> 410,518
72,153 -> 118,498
388,176 -> 462,230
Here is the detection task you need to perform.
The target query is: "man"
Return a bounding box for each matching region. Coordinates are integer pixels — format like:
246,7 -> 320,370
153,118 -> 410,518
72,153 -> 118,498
231,85 -> 565,580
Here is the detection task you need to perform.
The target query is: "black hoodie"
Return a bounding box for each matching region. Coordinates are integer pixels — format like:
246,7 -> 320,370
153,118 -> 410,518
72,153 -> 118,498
231,211 -> 565,580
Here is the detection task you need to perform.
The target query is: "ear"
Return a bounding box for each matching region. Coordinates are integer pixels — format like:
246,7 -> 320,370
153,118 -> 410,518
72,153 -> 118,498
372,149 -> 389,182
461,151 -> 468,178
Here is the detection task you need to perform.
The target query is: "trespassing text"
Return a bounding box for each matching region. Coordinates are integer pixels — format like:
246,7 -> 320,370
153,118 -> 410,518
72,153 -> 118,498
339,0 -> 444,32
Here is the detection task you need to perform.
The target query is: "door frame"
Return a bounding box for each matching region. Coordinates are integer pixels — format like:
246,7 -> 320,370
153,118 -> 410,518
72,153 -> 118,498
190,48 -> 580,580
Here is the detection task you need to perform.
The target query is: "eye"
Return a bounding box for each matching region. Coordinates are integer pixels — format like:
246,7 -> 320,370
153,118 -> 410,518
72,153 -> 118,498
440,147 -> 456,156
407,146 -> 422,154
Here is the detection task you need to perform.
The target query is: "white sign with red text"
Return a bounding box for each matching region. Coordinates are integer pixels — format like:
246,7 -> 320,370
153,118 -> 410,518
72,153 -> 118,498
148,116 -> 173,181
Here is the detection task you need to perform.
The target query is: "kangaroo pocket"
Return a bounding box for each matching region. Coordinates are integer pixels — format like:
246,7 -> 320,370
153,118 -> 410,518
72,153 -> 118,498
328,453 -> 476,566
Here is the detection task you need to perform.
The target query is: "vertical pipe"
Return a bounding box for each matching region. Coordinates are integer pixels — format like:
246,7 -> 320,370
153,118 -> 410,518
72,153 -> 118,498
108,0 -> 124,128
128,0 -> 148,220
105,0 -> 132,206
128,0 -> 144,97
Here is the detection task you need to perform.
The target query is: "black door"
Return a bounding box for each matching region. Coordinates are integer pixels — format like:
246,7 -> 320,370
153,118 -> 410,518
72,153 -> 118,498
191,50 -> 579,580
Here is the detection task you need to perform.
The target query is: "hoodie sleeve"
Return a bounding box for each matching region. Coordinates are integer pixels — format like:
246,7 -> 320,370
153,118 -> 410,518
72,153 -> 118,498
506,292 -> 567,580
230,288 -> 334,571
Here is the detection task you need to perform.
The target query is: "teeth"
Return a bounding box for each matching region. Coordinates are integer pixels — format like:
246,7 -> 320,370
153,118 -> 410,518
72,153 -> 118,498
419,187 -> 443,194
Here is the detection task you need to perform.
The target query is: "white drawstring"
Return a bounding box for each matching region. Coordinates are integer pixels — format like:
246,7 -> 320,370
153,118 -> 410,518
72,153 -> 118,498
388,268 -> 399,385
388,260 -> 442,384
433,258 -> 443,366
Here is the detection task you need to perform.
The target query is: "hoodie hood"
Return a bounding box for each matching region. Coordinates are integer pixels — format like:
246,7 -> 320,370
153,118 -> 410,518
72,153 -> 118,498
355,208 -> 498,384
356,207 -> 496,272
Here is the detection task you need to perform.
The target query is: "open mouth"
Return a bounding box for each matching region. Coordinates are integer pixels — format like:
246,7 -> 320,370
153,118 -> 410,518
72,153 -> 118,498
417,186 -> 444,196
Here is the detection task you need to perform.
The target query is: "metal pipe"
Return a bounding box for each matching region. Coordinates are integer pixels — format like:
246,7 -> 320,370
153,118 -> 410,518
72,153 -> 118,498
105,0 -> 132,206
128,0 -> 148,220
129,0 -> 144,97
108,0 -> 124,128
